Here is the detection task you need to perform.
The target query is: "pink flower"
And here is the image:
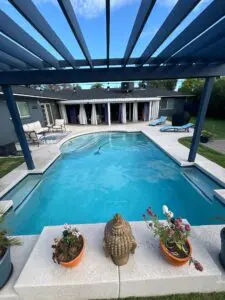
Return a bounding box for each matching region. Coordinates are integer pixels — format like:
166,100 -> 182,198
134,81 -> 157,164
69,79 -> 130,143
177,218 -> 183,224
147,207 -> 154,217
185,224 -> 191,232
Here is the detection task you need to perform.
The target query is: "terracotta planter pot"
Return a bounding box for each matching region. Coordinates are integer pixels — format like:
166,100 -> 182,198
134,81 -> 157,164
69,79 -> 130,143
60,237 -> 85,268
160,240 -> 192,266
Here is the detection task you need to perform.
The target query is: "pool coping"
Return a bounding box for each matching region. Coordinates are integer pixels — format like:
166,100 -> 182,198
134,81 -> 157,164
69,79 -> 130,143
1,125 -> 225,203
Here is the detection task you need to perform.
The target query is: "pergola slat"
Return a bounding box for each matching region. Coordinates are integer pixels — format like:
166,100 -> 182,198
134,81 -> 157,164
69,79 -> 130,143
0,9 -> 59,69
137,0 -> 201,66
192,37 -> 225,63
158,0 -> 225,62
0,50 -> 29,70
57,0 -> 92,68
0,62 -> 11,71
9,0 -> 76,69
171,18 -> 225,63
123,0 -> 156,67
0,34 -> 43,69
106,0 -> 110,67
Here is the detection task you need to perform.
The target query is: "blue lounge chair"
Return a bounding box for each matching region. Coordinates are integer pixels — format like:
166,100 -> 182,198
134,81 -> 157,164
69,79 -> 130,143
160,123 -> 194,132
149,116 -> 167,126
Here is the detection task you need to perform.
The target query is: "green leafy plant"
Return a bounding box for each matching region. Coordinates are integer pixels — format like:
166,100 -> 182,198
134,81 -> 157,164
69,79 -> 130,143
201,130 -> 214,139
0,212 -> 21,259
143,205 -> 203,271
52,224 -> 83,264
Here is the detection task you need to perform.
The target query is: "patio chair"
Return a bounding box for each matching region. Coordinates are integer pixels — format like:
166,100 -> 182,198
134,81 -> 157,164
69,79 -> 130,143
23,121 -> 49,146
149,116 -> 167,126
160,123 -> 194,132
52,119 -> 66,132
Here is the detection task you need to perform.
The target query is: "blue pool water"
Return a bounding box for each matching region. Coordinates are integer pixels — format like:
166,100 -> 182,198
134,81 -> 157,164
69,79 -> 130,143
3,132 -> 225,235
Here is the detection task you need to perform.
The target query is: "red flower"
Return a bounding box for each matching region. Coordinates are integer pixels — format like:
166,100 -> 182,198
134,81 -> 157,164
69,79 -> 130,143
185,224 -> 191,232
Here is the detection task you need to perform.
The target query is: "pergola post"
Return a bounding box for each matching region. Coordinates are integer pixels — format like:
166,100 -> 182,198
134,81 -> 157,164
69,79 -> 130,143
2,84 -> 35,170
188,77 -> 215,162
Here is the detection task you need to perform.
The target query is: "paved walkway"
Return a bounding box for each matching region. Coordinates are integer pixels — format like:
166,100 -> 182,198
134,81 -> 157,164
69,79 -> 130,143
205,139 -> 225,154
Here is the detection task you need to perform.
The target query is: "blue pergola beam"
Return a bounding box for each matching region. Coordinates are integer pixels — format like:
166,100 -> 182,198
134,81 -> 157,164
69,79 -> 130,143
123,0 -> 156,66
2,85 -> 35,170
9,0 -> 76,69
158,0 -> 225,62
0,63 -> 225,85
188,77 -> 215,162
0,34 -> 43,69
0,9 -> 59,69
0,50 -> 29,70
138,0 -> 201,66
106,0 -> 110,67
57,0 -> 92,68
171,18 -> 225,63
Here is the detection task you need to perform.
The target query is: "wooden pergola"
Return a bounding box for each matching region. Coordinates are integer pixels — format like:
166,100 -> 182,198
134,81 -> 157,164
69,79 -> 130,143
0,0 -> 225,169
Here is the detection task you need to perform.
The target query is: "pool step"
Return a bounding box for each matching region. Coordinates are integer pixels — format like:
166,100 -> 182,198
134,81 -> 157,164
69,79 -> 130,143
2,175 -> 42,210
62,134 -> 108,154
182,167 -> 222,202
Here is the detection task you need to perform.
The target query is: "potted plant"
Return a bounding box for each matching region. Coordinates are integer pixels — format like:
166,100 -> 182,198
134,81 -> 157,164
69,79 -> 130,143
200,130 -> 214,143
52,224 -> 84,268
143,205 -> 203,271
0,212 -> 21,289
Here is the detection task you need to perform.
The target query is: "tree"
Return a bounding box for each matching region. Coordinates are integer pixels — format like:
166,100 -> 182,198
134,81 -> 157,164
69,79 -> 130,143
179,77 -> 225,118
139,80 -> 177,91
91,82 -> 103,89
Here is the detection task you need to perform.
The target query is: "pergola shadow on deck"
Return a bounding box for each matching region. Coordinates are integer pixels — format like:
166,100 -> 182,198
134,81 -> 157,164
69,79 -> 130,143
0,0 -> 225,169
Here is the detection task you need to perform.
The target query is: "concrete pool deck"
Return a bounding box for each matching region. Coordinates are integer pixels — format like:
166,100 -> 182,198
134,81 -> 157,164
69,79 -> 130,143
1,122 -> 225,201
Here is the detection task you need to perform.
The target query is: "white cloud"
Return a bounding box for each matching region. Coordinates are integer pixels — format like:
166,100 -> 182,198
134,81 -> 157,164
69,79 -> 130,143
34,0 -> 137,19
71,0 -> 137,19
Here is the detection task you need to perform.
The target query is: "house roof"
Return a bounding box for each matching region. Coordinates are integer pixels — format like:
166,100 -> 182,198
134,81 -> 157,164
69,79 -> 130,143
0,85 -> 193,102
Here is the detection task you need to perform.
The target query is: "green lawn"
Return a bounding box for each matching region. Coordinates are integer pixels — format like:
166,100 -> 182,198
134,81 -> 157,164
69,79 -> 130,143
178,118 -> 225,168
122,293 -> 225,300
179,137 -> 225,168
0,157 -> 24,178
190,117 -> 225,139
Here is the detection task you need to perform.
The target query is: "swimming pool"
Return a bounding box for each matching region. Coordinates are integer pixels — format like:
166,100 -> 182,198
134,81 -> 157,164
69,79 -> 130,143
3,132 -> 225,235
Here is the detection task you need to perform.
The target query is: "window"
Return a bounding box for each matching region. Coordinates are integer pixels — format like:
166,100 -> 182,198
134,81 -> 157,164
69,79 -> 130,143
160,99 -> 176,110
17,102 -> 30,118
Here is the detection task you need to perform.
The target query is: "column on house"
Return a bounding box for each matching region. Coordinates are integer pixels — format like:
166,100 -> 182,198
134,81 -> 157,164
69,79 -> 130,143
91,104 -> 98,125
79,104 -> 87,125
59,104 -> 68,124
121,103 -> 126,124
148,101 -> 152,121
107,102 -> 111,125
132,102 -> 138,122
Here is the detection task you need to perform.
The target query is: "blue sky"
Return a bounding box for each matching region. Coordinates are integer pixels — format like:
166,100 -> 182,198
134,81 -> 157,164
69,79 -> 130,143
0,0 -> 213,89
